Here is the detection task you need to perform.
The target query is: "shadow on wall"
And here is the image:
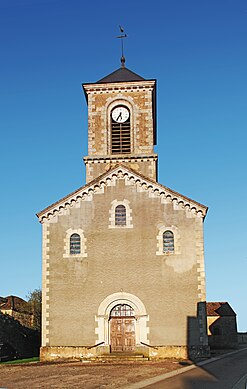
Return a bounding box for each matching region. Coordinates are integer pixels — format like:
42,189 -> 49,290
207,302 -> 238,350
172,302 -> 240,389
209,316 -> 238,350
183,301 -> 238,364
0,312 -> 40,362
238,332 -> 247,345
187,302 -> 210,362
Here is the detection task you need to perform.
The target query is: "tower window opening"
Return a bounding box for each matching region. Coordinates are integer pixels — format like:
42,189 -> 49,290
111,108 -> 131,154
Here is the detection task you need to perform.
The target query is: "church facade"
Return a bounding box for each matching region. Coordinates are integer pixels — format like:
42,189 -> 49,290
37,64 -> 210,361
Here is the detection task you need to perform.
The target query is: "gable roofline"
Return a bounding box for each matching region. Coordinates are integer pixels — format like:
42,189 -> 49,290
37,163 -> 208,223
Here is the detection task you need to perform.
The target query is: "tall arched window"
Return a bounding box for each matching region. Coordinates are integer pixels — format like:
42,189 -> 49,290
111,106 -> 131,154
163,230 -> 174,253
115,205 -> 126,226
70,233 -> 81,254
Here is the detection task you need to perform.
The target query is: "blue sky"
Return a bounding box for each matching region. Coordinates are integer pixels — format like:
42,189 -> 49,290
0,0 -> 246,331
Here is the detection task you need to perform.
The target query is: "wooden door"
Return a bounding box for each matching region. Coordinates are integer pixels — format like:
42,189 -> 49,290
110,317 -> 136,352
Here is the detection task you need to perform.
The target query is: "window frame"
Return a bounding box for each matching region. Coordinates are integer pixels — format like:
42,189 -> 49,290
163,230 -> 174,254
70,233 -> 81,255
109,199 -> 133,229
156,225 -> 180,256
63,228 -> 87,258
115,204 -> 127,226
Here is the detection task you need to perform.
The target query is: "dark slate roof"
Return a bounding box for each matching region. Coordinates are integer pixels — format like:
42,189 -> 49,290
97,67 -> 145,83
206,302 -> 236,317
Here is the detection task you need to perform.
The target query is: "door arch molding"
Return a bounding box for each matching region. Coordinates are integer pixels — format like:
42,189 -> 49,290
96,292 -> 149,347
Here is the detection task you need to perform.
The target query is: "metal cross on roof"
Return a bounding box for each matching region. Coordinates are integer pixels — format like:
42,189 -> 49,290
116,26 -> 127,68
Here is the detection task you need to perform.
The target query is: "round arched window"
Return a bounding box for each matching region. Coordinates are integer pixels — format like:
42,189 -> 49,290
115,204 -> 126,226
163,230 -> 174,253
70,233 -> 81,254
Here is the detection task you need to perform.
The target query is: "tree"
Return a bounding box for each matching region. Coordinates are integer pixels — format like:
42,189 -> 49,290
26,288 -> 42,332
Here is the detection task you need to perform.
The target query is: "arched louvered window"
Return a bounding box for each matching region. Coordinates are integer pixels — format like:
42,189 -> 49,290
70,233 -> 81,254
115,205 -> 126,226
111,106 -> 131,154
163,230 -> 174,253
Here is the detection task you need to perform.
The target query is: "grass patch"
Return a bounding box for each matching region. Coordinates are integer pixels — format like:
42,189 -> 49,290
1,357 -> 39,364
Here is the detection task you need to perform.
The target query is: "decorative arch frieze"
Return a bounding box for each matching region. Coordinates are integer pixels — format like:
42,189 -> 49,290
37,165 -> 207,223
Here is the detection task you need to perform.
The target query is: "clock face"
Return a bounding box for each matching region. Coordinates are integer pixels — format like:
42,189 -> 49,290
111,106 -> 129,123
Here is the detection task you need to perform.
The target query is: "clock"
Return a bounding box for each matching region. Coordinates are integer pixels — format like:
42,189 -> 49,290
111,106 -> 129,123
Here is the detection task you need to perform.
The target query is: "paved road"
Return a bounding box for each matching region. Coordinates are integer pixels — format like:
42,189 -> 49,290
144,348 -> 247,389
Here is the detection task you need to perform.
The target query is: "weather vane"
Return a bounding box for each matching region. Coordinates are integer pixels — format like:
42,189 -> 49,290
117,26 -> 127,67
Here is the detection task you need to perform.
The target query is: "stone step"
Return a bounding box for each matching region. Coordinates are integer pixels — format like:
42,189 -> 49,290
95,354 -> 149,362
101,353 -> 145,357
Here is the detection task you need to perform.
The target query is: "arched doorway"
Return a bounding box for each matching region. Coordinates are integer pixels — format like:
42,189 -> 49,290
96,292 -> 149,353
110,304 -> 135,352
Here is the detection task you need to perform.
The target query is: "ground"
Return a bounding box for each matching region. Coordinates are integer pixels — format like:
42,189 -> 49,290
0,359 -> 188,388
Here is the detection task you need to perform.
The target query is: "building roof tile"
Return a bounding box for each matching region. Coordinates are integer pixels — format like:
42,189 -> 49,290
0,296 -> 31,314
206,302 -> 236,317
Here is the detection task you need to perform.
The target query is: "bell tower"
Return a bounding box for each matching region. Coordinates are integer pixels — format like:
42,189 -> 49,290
82,66 -> 157,183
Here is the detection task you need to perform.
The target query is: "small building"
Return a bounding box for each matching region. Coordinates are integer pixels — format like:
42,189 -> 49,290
0,296 -> 33,328
206,302 -> 238,349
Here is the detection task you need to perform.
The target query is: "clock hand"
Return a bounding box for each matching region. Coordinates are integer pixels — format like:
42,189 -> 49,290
117,112 -> 122,121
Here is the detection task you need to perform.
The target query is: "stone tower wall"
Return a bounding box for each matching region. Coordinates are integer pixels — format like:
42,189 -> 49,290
83,81 -> 157,182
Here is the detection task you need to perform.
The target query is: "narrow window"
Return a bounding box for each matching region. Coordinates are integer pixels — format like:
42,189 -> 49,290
163,230 -> 174,253
115,205 -> 126,226
111,106 -> 131,154
70,233 -> 81,254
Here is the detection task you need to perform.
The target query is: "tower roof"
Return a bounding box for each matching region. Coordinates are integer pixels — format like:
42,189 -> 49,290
97,66 -> 145,83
